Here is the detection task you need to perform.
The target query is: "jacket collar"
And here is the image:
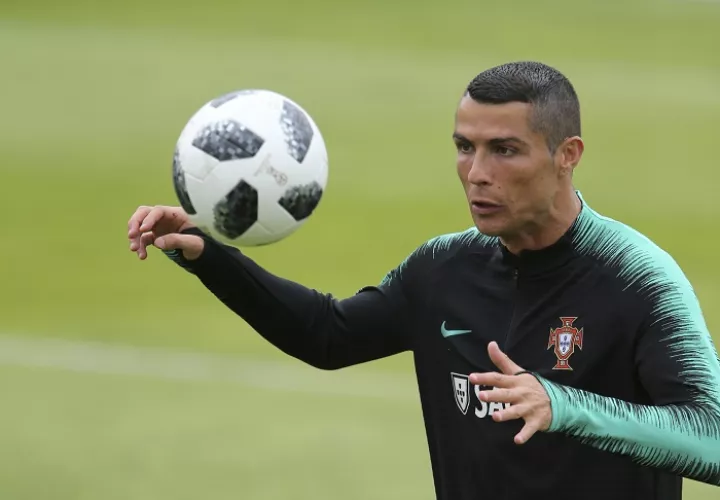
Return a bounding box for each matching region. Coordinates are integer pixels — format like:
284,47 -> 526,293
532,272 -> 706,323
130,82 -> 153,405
496,192 -> 587,276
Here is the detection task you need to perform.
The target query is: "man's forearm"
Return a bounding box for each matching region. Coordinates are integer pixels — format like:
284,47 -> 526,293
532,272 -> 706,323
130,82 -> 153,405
163,228 -> 411,369
538,377 -> 720,486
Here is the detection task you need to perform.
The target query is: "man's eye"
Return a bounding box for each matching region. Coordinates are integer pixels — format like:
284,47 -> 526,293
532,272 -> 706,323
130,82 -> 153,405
495,146 -> 515,156
457,143 -> 473,153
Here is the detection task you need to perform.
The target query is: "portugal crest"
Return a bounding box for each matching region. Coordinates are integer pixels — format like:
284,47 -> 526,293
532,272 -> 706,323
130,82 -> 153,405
450,373 -> 470,415
548,317 -> 583,370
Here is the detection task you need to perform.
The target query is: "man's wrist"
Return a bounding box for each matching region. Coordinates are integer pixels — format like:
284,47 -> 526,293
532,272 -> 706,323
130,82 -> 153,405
162,227 -> 209,271
534,375 -> 571,433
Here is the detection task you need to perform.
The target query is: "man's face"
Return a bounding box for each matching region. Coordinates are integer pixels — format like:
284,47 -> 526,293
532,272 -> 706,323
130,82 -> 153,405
453,96 -> 567,238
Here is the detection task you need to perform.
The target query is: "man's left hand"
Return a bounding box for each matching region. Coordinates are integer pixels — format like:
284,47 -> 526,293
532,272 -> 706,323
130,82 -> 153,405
469,341 -> 552,445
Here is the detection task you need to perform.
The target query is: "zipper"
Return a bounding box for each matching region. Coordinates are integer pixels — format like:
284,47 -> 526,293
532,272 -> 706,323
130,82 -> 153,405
502,267 -> 520,351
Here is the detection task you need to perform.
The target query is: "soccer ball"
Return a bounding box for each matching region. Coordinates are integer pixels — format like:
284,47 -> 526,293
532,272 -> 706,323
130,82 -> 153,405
171,89 -> 328,247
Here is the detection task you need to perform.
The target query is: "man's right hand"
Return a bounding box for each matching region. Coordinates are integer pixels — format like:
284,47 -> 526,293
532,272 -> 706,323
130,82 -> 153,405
127,205 -> 204,261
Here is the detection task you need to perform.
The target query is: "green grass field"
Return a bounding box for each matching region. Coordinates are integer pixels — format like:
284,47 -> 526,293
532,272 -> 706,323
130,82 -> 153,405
1,0 -> 719,498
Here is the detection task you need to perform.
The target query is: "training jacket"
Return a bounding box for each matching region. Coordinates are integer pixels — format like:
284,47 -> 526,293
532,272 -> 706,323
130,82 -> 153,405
165,195 -> 720,500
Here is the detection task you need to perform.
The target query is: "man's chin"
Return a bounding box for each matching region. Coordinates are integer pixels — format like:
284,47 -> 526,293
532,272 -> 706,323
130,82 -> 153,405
472,215 -> 506,237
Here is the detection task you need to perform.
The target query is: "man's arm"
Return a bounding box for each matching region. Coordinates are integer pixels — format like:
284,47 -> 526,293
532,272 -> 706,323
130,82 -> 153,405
164,227 -> 418,370
536,262 -> 720,486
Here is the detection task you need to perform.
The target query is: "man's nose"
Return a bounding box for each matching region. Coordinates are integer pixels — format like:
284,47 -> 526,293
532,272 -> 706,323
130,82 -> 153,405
467,153 -> 492,186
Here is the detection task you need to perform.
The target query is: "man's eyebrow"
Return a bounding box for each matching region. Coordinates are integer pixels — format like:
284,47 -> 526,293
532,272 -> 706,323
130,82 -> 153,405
452,133 -> 528,147
488,136 -> 527,146
452,132 -> 470,142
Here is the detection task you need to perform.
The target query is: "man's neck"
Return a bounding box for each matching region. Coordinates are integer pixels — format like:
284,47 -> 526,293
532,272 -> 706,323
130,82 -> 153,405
501,191 -> 582,255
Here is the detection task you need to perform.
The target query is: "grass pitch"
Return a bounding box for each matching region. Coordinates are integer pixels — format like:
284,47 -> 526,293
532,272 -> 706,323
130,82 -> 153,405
1,0 -> 719,498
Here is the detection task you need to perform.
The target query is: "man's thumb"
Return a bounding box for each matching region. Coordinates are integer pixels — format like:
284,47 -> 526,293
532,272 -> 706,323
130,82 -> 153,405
154,234 -> 204,261
488,341 -> 522,375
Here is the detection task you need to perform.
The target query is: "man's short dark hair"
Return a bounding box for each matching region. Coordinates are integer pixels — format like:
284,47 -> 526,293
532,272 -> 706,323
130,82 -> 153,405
465,61 -> 581,152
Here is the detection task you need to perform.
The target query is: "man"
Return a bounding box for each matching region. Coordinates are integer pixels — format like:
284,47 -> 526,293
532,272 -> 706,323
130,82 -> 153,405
127,61 -> 720,499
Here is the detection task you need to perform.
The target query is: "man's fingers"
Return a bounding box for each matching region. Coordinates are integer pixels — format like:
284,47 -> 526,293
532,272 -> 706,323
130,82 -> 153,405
487,341 -> 523,375
128,206 -> 152,238
491,403 -> 529,423
469,371 -> 516,388
154,234 -> 204,260
153,234 -> 175,250
140,231 -> 156,247
139,206 -> 167,233
128,204 -> 200,261
514,419 -> 541,445
132,231 -> 156,260
478,387 -> 522,404
129,206 -> 153,258
134,233 -> 200,260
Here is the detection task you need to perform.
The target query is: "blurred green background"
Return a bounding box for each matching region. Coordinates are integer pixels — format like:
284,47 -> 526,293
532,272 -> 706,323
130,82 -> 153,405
1,0 -> 719,498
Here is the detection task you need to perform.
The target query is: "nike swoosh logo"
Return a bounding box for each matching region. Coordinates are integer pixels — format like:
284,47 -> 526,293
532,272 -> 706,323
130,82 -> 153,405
441,321 -> 472,338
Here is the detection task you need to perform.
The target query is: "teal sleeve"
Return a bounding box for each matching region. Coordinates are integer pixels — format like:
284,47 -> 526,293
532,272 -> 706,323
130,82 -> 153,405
536,260 -> 720,486
538,377 -> 720,485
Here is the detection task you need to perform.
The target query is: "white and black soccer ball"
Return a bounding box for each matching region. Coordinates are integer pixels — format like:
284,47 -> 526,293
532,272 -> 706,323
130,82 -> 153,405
171,89 -> 328,247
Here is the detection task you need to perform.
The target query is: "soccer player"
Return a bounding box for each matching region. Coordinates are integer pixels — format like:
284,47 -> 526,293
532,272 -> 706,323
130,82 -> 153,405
127,61 -> 720,499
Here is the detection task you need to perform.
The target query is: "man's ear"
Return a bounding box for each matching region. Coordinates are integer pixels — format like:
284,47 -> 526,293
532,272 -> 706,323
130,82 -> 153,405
556,136 -> 584,176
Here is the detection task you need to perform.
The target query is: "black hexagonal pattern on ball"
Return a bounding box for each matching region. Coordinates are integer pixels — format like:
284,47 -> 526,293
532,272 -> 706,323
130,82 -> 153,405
172,146 -> 196,215
278,181 -> 323,221
192,120 -> 264,162
279,100 -> 314,163
213,179 -> 258,239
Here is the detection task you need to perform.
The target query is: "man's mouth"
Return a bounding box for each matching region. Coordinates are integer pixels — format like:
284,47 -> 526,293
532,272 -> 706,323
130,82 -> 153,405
471,200 -> 503,215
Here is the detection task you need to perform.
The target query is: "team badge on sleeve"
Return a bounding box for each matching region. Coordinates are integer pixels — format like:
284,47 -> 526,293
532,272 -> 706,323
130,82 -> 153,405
548,317 -> 584,370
